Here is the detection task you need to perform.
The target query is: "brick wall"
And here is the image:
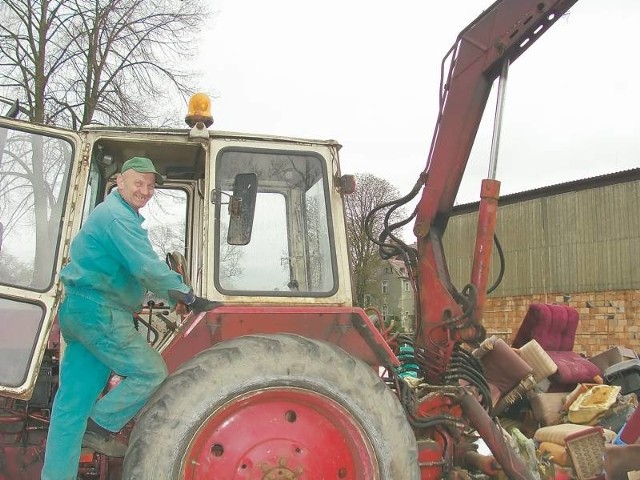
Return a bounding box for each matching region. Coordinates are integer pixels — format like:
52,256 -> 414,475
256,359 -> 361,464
483,289 -> 640,357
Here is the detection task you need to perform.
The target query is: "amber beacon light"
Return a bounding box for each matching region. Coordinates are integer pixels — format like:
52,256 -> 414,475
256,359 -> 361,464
185,93 -> 214,128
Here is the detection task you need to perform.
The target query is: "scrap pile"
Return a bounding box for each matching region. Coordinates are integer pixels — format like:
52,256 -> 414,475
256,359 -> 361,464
477,303 -> 640,480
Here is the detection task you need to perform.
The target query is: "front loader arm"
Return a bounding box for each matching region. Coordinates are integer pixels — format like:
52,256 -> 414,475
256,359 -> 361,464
412,0 -> 577,380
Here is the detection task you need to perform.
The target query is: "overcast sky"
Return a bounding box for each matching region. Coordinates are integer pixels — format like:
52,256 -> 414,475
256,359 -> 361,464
199,0 -> 639,211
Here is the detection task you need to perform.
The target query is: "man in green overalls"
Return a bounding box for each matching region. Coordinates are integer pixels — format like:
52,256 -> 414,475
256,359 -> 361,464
41,157 -> 217,479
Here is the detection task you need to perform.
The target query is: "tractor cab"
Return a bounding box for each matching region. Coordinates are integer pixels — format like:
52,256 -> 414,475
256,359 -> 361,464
0,95 -> 356,401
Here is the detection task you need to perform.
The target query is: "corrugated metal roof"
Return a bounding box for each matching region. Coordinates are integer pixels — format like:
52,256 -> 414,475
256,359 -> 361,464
452,168 -> 640,215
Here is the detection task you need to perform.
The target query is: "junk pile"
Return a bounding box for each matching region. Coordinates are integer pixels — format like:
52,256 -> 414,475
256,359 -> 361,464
476,303 -> 640,480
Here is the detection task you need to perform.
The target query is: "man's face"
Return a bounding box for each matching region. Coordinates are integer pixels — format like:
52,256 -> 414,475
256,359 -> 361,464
116,170 -> 156,212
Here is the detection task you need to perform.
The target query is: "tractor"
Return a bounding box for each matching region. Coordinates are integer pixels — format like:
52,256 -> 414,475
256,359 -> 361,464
0,0 -> 578,478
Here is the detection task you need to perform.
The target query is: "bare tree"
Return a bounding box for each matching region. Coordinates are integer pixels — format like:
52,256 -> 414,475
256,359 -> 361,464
0,0 -> 208,128
344,173 -> 406,307
0,250 -> 34,284
0,0 -> 208,286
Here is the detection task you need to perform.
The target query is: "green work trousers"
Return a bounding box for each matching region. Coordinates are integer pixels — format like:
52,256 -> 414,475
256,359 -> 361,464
41,294 -> 168,480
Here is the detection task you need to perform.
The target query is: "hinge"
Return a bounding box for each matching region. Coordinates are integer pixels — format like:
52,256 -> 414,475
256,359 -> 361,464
59,139 -> 90,263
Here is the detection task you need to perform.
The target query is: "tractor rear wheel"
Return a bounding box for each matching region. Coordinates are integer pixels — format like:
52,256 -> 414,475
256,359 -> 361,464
123,333 -> 418,479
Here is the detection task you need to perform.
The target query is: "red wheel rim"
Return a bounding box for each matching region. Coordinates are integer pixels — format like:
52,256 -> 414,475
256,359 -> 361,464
181,387 -> 378,479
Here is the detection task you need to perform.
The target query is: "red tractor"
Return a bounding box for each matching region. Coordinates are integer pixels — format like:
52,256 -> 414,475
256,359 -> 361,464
0,0 -> 577,478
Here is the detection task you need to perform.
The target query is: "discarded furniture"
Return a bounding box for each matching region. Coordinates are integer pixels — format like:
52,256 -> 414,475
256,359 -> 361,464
473,335 -> 536,415
512,303 -> 601,390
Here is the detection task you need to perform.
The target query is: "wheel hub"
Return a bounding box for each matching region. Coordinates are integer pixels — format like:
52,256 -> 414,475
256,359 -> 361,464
261,458 -> 300,479
181,387 -> 375,479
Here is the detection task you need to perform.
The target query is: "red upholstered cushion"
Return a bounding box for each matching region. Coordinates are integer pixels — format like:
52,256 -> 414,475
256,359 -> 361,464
512,303 -> 579,351
480,338 -> 533,396
547,351 -> 601,385
512,303 -> 601,386
558,306 -> 579,351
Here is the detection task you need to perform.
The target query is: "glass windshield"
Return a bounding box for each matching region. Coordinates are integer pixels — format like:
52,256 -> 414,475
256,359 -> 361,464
0,128 -> 73,291
216,149 -> 336,296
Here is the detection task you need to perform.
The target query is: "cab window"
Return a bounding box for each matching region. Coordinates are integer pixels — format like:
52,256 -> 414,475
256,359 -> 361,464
215,148 -> 337,296
0,128 -> 73,291
140,188 -> 188,259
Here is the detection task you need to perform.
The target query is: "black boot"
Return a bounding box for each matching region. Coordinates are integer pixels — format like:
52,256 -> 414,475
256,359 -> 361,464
82,418 -> 128,457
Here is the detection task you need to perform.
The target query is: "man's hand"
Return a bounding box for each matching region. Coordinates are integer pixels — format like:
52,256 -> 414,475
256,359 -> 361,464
190,297 -> 222,314
169,289 -> 222,315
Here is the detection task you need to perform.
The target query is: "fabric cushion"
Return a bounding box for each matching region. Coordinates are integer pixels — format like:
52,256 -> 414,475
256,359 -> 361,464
538,441 -> 570,466
535,423 -> 616,444
517,339 -> 558,383
480,337 -> 533,396
530,391 -> 568,426
512,303 -> 579,351
548,351 -> 601,385
604,444 -> 640,480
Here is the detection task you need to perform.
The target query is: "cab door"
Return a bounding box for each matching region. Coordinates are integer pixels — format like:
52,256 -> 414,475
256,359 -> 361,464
0,119 -> 83,400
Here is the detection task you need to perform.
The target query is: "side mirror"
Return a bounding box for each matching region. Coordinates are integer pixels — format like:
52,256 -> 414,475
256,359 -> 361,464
227,173 -> 258,245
